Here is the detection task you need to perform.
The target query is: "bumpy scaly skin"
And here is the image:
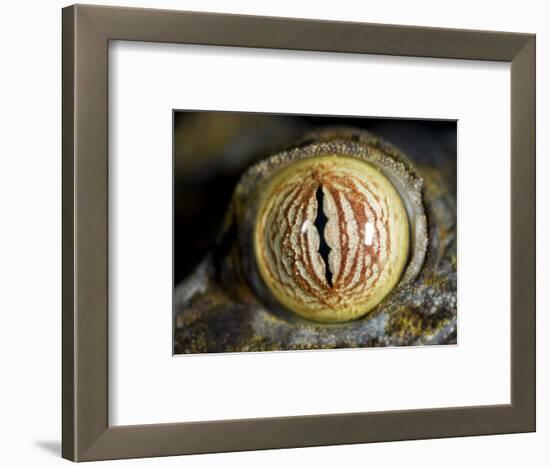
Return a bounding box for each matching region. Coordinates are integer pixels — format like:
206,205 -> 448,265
174,128 -> 456,353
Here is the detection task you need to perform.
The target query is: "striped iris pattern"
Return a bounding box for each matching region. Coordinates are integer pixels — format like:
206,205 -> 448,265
254,155 -> 409,323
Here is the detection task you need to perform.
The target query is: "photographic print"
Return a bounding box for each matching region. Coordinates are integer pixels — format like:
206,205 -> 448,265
173,112 -> 457,354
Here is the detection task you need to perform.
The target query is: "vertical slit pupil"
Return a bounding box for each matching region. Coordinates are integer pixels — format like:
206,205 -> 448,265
314,185 -> 333,288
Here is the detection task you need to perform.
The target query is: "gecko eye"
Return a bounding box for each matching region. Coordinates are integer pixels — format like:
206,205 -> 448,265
174,120 -> 456,353
230,128 -> 428,324
254,156 -> 409,323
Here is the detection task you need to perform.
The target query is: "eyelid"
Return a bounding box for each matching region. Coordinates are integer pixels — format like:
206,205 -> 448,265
229,128 -> 428,322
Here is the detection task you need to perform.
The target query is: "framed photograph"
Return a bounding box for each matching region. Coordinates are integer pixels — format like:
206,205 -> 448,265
62,4 -> 536,462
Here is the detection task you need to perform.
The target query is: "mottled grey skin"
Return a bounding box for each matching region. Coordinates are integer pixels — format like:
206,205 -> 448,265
174,128 -> 456,354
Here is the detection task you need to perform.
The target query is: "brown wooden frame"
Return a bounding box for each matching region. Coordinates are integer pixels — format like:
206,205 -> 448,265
62,4 -> 536,461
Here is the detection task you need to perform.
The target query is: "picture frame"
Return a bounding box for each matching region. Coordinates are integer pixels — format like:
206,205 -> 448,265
62,4 -> 536,462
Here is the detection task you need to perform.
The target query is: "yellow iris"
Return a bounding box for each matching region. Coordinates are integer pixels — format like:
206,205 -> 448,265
254,155 -> 409,323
